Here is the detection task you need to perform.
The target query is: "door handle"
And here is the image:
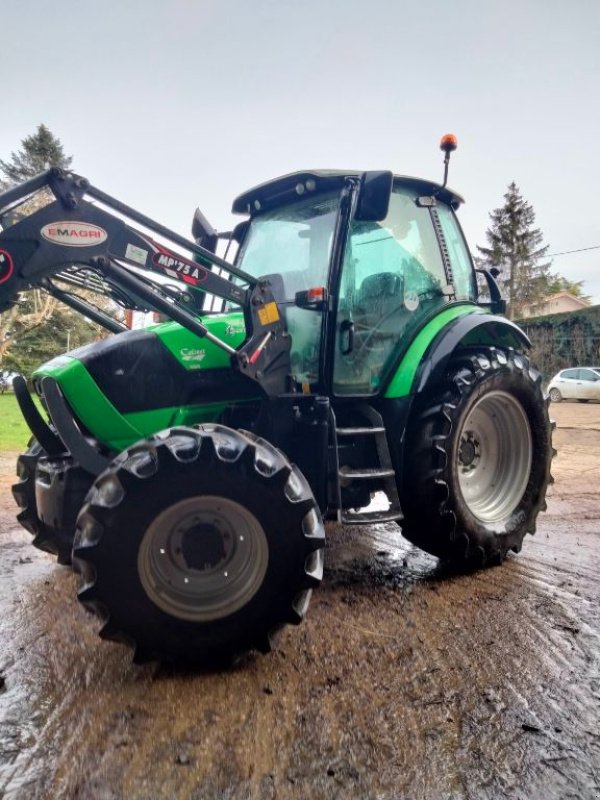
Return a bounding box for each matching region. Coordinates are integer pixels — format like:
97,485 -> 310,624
339,319 -> 355,355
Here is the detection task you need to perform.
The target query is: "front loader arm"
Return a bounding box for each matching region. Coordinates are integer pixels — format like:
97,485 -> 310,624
0,169 -> 291,395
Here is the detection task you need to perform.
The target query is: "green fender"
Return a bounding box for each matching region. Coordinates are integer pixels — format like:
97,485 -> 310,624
384,305 -> 530,399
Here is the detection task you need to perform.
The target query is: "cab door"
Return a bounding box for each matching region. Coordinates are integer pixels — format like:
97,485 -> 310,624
332,185 -> 474,395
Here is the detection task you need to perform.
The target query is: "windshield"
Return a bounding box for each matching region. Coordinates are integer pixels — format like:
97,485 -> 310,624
235,192 -> 339,299
233,191 -> 339,387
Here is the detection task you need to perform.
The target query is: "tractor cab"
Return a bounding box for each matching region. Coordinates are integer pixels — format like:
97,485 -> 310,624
230,170 -> 477,397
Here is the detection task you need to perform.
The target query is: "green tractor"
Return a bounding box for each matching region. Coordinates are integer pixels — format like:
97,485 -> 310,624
0,137 -> 553,664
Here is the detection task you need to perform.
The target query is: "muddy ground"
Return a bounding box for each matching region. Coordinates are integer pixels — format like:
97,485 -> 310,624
0,402 -> 599,800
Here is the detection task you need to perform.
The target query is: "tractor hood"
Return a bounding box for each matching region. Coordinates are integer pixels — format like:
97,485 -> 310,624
32,314 -> 259,452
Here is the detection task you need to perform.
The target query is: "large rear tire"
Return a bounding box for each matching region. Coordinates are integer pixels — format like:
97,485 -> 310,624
12,441 -> 75,565
399,349 -> 554,567
73,425 -> 325,665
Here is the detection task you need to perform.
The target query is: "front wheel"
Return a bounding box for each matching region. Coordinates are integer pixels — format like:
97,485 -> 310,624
12,441 -> 76,565
399,349 -> 554,567
548,388 -> 562,402
73,425 -> 325,665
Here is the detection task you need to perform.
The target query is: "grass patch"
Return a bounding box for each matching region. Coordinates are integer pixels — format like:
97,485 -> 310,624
0,392 -> 36,451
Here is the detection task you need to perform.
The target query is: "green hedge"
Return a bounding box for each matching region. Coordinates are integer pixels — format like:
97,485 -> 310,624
517,305 -> 600,381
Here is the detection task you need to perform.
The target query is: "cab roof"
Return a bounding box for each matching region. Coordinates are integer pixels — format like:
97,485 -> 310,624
232,170 -> 464,216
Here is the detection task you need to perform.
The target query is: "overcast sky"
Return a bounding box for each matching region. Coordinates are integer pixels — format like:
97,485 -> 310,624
3,0 -> 599,301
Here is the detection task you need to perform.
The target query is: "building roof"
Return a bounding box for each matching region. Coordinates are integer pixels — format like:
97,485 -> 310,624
532,291 -> 590,308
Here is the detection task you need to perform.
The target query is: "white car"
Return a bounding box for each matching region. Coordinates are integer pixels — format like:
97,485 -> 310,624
547,367 -> 600,402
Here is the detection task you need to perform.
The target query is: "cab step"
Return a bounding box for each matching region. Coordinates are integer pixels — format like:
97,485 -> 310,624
332,405 -> 403,525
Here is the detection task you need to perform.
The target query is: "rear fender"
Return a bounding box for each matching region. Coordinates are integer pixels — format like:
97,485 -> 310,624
379,312 -> 530,489
412,313 -> 531,395
383,309 -> 530,400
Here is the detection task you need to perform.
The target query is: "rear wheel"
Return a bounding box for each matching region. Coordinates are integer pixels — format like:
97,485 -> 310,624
12,441 -> 75,565
399,349 -> 554,567
73,425 -> 325,665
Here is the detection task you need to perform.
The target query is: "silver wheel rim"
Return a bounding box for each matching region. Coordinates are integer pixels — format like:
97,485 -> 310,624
549,389 -> 561,402
137,496 -> 269,622
457,391 -> 532,523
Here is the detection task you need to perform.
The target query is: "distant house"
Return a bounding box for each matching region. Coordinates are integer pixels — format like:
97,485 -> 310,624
520,291 -> 592,319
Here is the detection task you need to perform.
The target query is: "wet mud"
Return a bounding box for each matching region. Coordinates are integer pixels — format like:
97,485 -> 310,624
1,402 -> 599,799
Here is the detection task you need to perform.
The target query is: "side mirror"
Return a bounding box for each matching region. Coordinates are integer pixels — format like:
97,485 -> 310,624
295,287 -> 328,311
232,219 -> 250,244
355,171 -> 393,222
192,207 -> 218,254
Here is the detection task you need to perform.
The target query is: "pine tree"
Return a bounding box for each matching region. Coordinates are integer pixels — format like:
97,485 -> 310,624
477,183 -> 551,320
0,124 -> 72,188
